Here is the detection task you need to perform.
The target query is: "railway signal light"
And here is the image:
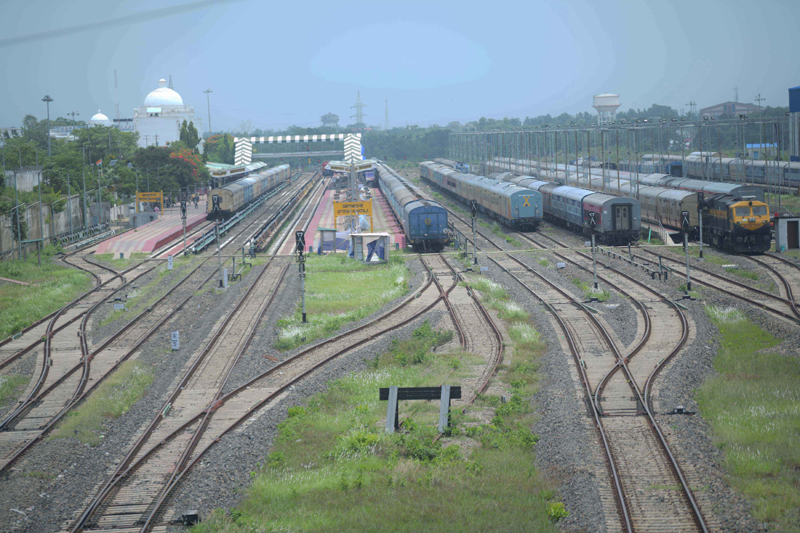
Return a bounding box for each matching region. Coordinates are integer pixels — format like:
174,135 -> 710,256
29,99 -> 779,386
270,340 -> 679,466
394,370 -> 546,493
471,200 -> 478,217
212,195 -> 221,213
295,230 -> 305,251
681,210 -> 690,233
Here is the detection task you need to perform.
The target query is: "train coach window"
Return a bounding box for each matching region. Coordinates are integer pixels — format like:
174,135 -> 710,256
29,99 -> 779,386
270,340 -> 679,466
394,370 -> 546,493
735,207 -> 750,217
753,205 -> 767,216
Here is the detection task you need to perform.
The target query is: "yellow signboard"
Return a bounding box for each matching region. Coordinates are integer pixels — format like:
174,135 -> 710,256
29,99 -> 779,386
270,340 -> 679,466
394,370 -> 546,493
136,191 -> 164,213
334,200 -> 372,217
333,200 -> 373,231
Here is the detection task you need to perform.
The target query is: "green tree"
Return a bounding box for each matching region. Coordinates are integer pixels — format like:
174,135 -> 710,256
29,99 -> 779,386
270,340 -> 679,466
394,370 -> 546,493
179,120 -> 201,152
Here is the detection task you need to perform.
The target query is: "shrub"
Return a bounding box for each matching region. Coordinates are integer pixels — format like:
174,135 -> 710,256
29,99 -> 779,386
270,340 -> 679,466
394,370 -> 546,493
547,501 -> 569,521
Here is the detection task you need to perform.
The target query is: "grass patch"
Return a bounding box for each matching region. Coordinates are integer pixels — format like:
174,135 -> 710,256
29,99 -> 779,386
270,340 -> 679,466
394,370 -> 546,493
92,252 -> 150,270
687,249 -> 730,266
0,245 -> 93,340
274,253 -> 410,351
538,258 -> 549,267
723,266 -> 759,281
571,277 -> 610,302
463,276 -> 529,320
50,360 -> 153,445
0,374 -> 30,407
193,319 -> 560,533
697,305 -> 800,529
639,233 -> 664,246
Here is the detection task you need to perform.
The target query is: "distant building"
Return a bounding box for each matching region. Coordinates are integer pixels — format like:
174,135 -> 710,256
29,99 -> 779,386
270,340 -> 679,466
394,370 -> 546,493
789,85 -> 800,161
593,93 -> 620,125
699,101 -> 760,118
1,126 -> 22,140
321,112 -> 339,128
133,78 -> 202,149
89,110 -> 112,127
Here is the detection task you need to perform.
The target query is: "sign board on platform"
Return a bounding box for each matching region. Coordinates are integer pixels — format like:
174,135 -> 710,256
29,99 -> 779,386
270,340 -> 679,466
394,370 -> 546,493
334,200 -> 373,217
167,255 -> 173,270
135,191 -> 164,213
171,331 -> 180,351
113,301 -> 125,311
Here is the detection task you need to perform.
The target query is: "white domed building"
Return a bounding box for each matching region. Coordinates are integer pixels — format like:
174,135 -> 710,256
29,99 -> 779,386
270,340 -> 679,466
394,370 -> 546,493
133,78 -> 202,149
89,110 -> 112,127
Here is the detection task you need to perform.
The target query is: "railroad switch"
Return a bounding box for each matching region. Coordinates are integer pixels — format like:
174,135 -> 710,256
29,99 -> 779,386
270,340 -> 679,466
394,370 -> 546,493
669,405 -> 695,415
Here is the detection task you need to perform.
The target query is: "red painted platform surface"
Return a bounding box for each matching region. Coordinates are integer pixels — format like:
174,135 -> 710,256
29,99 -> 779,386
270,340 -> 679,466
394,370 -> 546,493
305,190 -> 333,249
370,188 -> 405,248
96,208 -> 207,256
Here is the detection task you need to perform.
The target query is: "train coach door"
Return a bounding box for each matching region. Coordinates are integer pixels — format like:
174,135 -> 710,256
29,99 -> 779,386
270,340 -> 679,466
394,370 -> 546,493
614,205 -> 630,230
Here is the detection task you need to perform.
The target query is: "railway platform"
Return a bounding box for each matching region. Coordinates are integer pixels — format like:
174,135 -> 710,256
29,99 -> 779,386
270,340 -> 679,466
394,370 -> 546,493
95,207 -> 207,257
303,187 -> 404,252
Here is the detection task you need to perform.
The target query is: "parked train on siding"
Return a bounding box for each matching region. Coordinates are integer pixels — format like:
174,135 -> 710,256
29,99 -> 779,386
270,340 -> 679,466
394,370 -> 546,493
483,158 -> 770,253
374,163 -> 448,251
207,164 -> 291,220
419,162 -> 543,230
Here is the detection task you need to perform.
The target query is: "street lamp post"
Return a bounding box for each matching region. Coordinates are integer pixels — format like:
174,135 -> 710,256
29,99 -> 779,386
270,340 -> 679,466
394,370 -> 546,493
42,95 -> 53,156
204,89 -> 213,135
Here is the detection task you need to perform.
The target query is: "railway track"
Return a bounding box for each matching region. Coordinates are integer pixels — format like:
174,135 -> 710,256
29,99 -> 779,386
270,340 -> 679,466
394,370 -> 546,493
65,238 -> 464,532
635,248 -> 800,324
0,175 -> 315,475
445,210 -> 711,532
420,254 -> 503,404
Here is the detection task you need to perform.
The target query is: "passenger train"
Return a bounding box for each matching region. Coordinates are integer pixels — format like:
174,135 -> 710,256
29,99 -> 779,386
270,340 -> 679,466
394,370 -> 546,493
484,158 -> 771,253
207,164 -> 292,220
419,161 -> 543,230
374,163 -> 448,251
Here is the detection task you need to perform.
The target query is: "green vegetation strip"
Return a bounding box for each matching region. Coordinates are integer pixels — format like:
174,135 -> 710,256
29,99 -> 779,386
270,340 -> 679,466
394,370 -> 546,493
51,360 -> 153,445
92,252 -> 150,270
275,253 -> 410,351
571,277 -> 610,302
0,245 -> 93,339
0,374 -> 30,407
698,306 -> 800,529
195,316 -> 564,532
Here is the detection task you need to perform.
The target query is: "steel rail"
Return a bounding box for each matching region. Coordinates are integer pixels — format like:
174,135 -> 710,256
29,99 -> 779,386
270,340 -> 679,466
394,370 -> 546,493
517,230 -> 707,532
746,255 -> 800,318
0,177 -> 315,474
637,248 -> 800,324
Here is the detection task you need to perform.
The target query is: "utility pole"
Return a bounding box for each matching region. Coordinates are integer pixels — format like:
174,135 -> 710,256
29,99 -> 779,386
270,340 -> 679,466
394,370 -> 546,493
211,194 -> 224,287
754,94 -> 765,119
682,210 -> 692,296
181,192 -> 188,254
67,170 -> 72,235
204,89 -> 213,135
42,94 -> 53,156
384,99 -> 389,130
81,147 -> 88,229
471,200 -> 478,265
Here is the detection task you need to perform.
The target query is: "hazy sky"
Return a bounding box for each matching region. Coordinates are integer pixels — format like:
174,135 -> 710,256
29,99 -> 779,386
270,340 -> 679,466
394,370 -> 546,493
2,0 -> 797,131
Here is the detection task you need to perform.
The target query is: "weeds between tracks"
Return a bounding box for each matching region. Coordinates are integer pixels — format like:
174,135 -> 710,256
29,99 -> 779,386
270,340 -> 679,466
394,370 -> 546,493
274,254 -> 410,351
194,320 -> 561,533
0,244 -> 93,339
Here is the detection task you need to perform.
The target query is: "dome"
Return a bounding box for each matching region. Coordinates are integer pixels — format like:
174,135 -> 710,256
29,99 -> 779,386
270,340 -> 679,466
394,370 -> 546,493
89,110 -> 111,126
144,78 -> 184,106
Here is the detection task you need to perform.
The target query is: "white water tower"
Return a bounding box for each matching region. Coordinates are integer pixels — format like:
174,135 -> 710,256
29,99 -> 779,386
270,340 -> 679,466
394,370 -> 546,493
593,93 -> 621,125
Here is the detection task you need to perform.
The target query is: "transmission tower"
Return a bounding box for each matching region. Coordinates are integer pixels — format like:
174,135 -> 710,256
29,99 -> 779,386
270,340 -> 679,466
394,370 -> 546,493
686,101 -> 697,117
114,70 -> 120,120
351,91 -> 367,130
384,99 -> 389,130
734,87 -> 739,103
168,75 -> 174,90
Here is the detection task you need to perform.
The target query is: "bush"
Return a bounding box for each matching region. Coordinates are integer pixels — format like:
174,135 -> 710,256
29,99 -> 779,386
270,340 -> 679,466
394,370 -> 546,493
547,501 -> 569,521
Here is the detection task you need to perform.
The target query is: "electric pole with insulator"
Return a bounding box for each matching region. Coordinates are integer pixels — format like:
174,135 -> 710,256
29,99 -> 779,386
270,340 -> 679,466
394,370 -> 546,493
682,210 -> 692,297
